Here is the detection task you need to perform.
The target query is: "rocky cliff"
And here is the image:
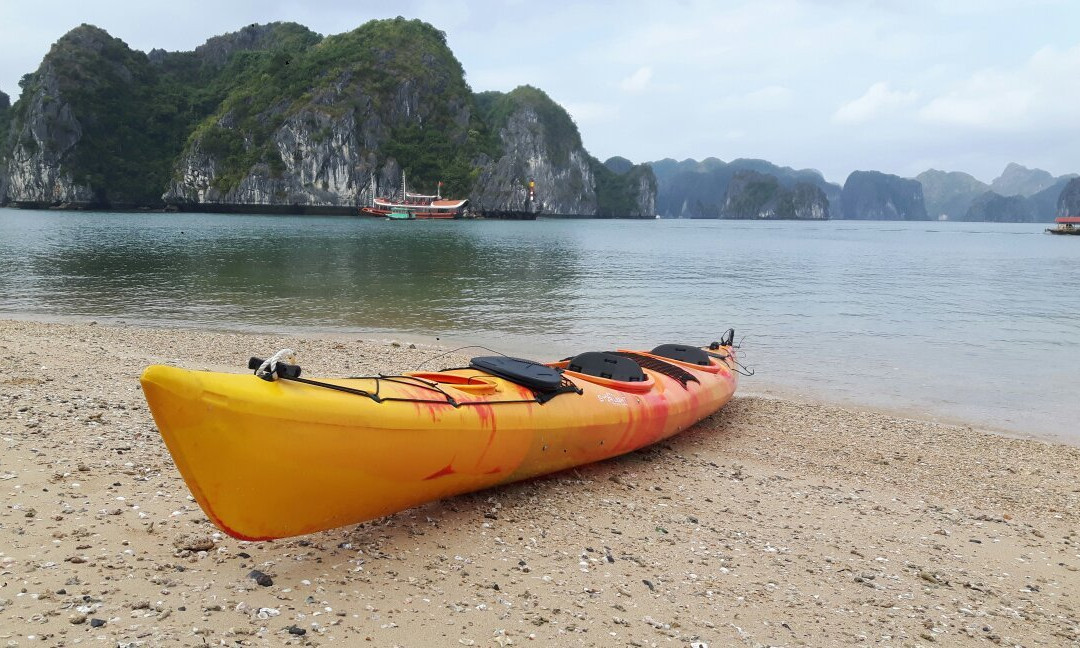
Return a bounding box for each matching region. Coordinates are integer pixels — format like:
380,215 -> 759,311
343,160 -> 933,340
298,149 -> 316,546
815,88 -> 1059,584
618,162 -> 658,217
914,165 -> 1076,222
1029,177 -> 1075,222
2,26 -> 105,206
593,156 -> 656,217
164,19 -> 476,210
2,23 -> 321,208
841,171 -> 928,220
650,157 -> 839,219
947,177 -> 1074,222
916,169 -> 988,220
962,191 -> 1037,222
0,90 -> 9,202
990,162 -> 1056,197
720,170 -> 828,219
1056,178 -> 1080,218
2,20 -> 651,216
470,86 -> 598,215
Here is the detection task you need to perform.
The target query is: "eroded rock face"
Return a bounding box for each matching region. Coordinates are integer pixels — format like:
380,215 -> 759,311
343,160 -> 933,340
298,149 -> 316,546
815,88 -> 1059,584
0,90 -> 9,203
841,170 -> 928,220
963,191 -> 1038,222
471,105 -> 598,215
651,157 -> 839,219
164,86 -> 388,208
917,169 -> 988,221
4,21 -> 653,215
163,20 -> 478,211
721,170 -> 829,220
1056,177 -> 1080,218
990,162 -> 1056,198
629,168 -> 657,217
5,61 -> 96,205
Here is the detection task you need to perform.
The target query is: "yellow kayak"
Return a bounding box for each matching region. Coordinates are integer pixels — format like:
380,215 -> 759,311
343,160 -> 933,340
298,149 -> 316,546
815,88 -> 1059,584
140,335 -> 739,540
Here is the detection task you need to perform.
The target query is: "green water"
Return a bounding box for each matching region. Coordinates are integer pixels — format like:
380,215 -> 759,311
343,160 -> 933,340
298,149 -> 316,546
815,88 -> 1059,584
2,208 -> 1078,443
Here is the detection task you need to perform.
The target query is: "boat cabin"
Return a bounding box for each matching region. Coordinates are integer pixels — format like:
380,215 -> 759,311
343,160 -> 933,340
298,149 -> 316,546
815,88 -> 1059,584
1048,216 -> 1080,235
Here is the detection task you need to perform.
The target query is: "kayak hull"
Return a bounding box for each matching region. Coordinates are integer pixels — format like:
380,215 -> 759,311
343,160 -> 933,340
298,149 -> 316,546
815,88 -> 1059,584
140,346 -> 738,540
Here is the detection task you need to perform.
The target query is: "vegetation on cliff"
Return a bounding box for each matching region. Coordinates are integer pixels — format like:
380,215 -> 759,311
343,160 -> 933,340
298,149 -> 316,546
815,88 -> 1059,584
476,86 -> 582,167
4,23 -> 321,205
168,23 -> 323,193
10,25 -> 179,203
1057,177 -> 1080,218
650,157 -> 839,219
0,19 -> 649,214
721,170 -> 828,220
841,170 -> 928,220
190,18 -> 490,197
962,191 -> 1037,222
592,157 -> 656,217
990,163 -> 1057,198
916,169 -> 987,220
0,90 -> 9,151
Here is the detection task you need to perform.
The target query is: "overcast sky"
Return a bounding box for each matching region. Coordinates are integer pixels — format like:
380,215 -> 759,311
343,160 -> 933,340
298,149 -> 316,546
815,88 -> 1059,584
2,0 -> 1078,185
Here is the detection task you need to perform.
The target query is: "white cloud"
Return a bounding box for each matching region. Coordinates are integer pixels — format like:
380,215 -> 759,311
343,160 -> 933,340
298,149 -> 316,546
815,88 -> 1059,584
833,82 -> 918,124
620,66 -> 653,93
920,43 -> 1080,131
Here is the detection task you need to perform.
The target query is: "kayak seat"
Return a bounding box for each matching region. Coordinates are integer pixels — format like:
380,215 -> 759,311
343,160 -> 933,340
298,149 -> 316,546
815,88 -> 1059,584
650,344 -> 711,366
469,356 -> 565,393
566,352 -> 646,382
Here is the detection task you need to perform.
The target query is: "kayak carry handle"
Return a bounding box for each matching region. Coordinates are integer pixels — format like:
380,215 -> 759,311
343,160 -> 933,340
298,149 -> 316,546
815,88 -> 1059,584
248,357 -> 303,380
709,328 -> 735,350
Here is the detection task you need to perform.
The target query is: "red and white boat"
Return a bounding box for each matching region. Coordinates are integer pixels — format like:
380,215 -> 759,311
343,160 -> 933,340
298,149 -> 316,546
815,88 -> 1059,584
1047,216 -> 1080,235
360,172 -> 469,219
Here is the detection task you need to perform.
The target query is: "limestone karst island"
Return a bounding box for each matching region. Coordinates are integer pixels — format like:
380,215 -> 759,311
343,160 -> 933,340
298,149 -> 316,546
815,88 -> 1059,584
2,18 -> 1079,220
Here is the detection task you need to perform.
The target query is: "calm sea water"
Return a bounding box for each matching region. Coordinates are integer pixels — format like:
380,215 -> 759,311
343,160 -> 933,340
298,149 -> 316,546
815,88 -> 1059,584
2,208 -> 1078,443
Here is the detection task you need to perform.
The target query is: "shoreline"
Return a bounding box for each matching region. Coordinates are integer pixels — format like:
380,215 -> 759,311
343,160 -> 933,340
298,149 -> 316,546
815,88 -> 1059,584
2,319 -> 1079,646
1,311 -> 1068,448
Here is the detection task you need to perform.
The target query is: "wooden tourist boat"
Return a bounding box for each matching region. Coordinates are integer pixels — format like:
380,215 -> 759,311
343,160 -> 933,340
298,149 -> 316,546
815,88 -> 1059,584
360,171 -> 468,219
1047,216 -> 1080,235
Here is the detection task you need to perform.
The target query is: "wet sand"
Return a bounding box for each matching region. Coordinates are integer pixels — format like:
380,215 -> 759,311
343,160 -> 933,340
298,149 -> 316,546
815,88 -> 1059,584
1,319 -> 1077,646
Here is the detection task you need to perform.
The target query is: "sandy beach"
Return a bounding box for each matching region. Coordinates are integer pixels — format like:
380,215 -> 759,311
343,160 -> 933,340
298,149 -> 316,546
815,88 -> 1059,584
1,318 -> 1078,647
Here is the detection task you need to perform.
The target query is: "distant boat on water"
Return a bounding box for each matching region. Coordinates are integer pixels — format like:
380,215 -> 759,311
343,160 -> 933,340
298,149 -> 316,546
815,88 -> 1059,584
1046,216 -> 1080,235
360,172 -> 468,219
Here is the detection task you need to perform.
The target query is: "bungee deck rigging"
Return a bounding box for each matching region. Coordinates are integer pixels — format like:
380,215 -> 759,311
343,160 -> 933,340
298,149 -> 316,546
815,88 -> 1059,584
141,330 -> 743,540
246,333 -> 741,407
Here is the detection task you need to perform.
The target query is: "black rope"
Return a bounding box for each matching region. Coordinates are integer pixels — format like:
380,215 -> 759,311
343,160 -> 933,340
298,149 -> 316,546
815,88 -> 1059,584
284,375 -> 382,402
733,359 -> 755,376
412,345 -> 509,371
271,372 -> 580,408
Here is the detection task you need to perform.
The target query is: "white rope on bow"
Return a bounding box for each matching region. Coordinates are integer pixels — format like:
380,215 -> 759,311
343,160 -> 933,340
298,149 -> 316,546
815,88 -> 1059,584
256,348 -> 296,380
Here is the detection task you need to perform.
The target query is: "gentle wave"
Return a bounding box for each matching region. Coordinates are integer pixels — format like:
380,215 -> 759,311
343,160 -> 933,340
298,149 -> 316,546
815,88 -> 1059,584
2,208 -> 1078,442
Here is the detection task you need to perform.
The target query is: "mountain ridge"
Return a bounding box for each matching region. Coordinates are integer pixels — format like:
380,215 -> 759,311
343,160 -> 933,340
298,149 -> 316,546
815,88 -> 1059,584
1,21 -> 1076,221
0,20 -> 655,217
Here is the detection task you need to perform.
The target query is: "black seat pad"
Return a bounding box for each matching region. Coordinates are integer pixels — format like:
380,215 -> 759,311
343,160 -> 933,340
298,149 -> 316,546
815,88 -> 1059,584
470,356 -> 564,392
650,344 -> 710,366
566,352 -> 646,382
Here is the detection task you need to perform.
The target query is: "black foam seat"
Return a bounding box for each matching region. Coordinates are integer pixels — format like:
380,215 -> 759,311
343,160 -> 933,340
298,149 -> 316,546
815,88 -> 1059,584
650,344 -> 710,366
470,356 -> 564,392
566,352 -> 646,382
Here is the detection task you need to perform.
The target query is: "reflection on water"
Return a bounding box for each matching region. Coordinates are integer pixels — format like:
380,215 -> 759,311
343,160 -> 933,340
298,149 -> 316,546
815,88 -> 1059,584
5,213 -> 584,338
2,209 -> 1079,443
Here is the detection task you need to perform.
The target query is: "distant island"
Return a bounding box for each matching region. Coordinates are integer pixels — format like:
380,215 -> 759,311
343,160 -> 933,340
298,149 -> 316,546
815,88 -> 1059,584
0,19 -> 1078,222
651,158 -> 1079,222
